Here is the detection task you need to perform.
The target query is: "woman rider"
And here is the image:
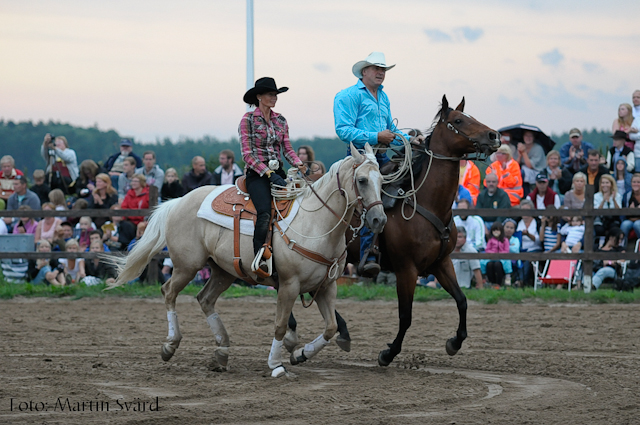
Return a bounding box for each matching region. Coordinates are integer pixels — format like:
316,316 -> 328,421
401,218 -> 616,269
240,77 -> 306,277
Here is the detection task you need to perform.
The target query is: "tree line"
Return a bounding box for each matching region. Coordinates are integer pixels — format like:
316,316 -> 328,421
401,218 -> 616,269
0,119 -> 614,180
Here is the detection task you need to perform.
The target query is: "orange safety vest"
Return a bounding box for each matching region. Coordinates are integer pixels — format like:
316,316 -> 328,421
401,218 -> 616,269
485,159 -> 523,206
460,161 -> 480,205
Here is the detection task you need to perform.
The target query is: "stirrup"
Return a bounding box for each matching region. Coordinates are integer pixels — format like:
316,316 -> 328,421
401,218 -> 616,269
251,247 -> 273,278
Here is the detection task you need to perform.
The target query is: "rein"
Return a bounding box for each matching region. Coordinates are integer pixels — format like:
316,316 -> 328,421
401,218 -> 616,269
274,156 -> 381,308
442,120 -> 490,162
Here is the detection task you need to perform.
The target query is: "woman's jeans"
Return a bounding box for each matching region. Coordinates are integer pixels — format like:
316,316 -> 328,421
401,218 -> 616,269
620,219 -> 640,240
33,265 -> 52,284
245,168 -> 286,255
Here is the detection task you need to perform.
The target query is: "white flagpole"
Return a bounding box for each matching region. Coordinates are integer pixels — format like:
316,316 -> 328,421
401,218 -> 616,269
246,0 -> 254,111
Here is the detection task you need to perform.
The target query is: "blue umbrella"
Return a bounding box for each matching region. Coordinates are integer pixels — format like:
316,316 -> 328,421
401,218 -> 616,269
497,123 -> 556,154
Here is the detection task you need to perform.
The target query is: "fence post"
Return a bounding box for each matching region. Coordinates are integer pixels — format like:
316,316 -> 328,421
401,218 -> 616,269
146,186 -> 159,285
582,185 -> 594,293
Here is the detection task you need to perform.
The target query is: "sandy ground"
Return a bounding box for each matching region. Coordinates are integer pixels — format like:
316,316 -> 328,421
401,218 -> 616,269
1,295 -> 639,425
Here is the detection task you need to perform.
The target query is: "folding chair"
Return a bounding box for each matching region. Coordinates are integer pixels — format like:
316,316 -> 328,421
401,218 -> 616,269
534,260 -> 578,291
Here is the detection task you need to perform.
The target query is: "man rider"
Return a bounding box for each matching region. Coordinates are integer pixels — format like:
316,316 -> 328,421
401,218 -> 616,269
333,52 -> 420,277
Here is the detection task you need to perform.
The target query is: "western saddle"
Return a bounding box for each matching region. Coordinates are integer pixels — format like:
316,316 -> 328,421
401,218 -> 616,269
211,176 -> 295,282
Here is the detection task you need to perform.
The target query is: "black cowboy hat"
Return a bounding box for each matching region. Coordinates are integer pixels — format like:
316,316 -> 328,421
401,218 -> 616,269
243,77 -> 289,106
610,130 -> 630,141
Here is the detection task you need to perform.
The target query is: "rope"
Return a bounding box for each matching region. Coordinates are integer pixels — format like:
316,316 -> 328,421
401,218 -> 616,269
273,184 -> 358,240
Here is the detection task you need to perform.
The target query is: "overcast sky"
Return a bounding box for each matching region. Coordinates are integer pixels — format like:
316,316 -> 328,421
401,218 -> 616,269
2,0 -> 639,143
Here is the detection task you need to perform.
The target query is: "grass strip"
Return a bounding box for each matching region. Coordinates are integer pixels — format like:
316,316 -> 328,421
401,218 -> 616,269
1,278 -> 638,304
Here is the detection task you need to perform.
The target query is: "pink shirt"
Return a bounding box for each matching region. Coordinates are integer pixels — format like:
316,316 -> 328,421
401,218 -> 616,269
485,237 -> 510,254
239,109 -> 300,176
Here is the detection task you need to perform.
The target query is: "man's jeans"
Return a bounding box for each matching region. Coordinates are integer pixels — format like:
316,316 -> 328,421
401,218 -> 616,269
593,267 -> 617,289
347,146 -> 389,262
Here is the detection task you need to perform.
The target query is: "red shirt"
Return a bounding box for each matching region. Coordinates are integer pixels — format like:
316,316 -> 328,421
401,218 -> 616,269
0,168 -> 24,200
121,187 -> 149,226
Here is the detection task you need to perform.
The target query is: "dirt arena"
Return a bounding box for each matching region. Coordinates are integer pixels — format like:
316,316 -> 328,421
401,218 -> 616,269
1,295 -> 638,425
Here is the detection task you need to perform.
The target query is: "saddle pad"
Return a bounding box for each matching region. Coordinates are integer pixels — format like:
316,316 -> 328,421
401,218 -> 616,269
196,185 -> 301,236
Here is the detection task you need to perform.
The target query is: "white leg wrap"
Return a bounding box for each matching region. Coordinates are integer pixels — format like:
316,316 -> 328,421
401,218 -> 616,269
302,334 -> 330,360
167,311 -> 180,341
268,338 -> 284,369
206,313 -> 230,346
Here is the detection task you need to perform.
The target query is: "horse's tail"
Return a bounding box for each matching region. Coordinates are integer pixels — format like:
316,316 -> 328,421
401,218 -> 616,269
107,198 -> 180,288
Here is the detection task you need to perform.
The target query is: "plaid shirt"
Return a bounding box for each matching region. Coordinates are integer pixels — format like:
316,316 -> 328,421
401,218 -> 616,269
239,109 -> 300,176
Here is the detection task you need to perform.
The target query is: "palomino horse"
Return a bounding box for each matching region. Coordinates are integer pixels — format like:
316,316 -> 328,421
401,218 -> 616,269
109,143 -> 386,377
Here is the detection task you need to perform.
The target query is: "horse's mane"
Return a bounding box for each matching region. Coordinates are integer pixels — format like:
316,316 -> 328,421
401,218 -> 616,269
300,150 -> 377,199
300,158 -> 344,199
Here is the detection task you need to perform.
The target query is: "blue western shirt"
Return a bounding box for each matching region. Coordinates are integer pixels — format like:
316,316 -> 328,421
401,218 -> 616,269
333,79 -> 408,150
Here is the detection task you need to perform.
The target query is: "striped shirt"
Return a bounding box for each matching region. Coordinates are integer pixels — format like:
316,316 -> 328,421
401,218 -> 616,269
239,109 -> 300,176
542,224 -> 560,252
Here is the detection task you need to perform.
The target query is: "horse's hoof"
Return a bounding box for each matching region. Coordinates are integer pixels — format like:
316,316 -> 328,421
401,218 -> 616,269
336,335 -> 351,352
378,349 -> 392,367
161,344 -> 175,362
290,348 -> 307,366
271,365 -> 287,378
214,347 -> 229,368
283,330 -> 299,353
445,338 -> 459,356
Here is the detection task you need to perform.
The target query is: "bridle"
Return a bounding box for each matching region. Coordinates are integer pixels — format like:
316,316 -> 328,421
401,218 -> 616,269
428,112 -> 491,162
301,155 -> 383,243
280,155 -> 383,308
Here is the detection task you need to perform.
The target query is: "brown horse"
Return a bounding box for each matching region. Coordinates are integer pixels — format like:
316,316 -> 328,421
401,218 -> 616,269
372,96 -> 499,365
325,95 -> 499,366
287,96 -> 499,365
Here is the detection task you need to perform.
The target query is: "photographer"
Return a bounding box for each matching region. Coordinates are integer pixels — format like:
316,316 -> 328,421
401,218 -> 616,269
40,133 -> 79,195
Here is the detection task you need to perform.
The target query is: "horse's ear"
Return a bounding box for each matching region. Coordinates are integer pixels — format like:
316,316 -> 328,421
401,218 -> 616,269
455,97 -> 465,112
350,142 -> 364,163
440,95 -> 450,121
364,143 -> 374,156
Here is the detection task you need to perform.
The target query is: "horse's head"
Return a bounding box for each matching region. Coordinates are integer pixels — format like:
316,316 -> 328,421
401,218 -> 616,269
432,95 -> 500,159
349,143 -> 387,233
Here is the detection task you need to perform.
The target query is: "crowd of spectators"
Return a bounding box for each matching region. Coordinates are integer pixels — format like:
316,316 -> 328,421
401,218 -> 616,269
0,137 -> 327,286
3,91 -> 640,289
441,90 -> 640,290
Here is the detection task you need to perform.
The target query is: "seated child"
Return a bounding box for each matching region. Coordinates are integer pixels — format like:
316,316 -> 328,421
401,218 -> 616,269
540,211 -> 562,253
560,216 -> 585,253
27,240 -> 66,286
68,198 -> 89,227
76,216 -> 94,250
59,238 -> 85,283
503,218 -> 521,286
481,222 -> 512,287
60,221 -> 74,242
84,229 -> 110,252
83,240 -> 117,286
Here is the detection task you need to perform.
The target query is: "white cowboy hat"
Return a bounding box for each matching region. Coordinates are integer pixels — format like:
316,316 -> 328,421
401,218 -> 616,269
352,52 -> 396,79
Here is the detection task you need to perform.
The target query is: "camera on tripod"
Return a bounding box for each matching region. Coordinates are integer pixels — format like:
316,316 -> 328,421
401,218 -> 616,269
46,134 -> 56,156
